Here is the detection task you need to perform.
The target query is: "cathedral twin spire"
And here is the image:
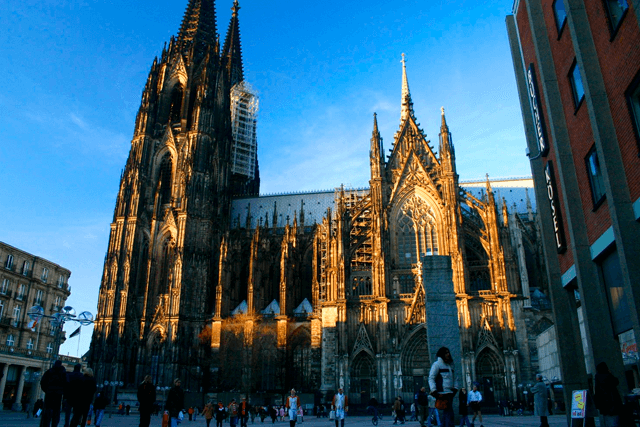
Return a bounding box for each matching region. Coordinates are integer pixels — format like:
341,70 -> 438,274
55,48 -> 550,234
174,0 -> 244,80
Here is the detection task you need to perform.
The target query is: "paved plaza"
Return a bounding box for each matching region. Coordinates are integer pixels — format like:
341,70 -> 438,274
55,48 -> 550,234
0,412 -> 587,427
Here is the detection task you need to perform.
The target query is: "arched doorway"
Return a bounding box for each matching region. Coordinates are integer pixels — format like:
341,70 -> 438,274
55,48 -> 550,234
475,348 -> 506,407
287,327 -> 312,391
401,327 -> 430,398
351,351 -> 376,404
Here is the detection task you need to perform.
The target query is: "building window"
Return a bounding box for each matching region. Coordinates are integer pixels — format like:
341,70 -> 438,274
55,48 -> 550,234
41,267 -> 49,282
22,261 -> 30,276
12,305 -> 21,327
35,289 -> 44,306
54,296 -> 61,312
552,0 -> 567,34
0,300 -> 4,318
57,275 -> 65,288
5,255 -> 13,270
6,334 -> 14,347
26,338 -> 34,350
0,279 -> 8,294
604,0 -> 628,33
16,284 -> 26,301
586,147 -> 606,207
599,249 -> 631,335
626,73 -> 640,152
570,61 -> 585,109
46,342 -> 53,353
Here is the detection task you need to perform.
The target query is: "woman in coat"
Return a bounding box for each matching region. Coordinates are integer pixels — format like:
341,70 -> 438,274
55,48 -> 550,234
165,378 -> 185,427
531,374 -> 549,427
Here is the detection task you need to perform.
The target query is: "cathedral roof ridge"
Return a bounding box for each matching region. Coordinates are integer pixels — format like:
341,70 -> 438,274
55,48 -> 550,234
460,176 -> 533,185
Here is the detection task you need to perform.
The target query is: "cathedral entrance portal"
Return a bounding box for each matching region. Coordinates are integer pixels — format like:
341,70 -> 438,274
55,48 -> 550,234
400,326 -> 430,396
475,349 -> 505,408
351,351 -> 376,405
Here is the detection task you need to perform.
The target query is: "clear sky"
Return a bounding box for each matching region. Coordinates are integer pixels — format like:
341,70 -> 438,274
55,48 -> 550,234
0,0 -> 528,357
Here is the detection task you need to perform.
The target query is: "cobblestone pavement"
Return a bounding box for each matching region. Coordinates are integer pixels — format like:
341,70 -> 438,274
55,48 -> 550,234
0,412 -> 586,427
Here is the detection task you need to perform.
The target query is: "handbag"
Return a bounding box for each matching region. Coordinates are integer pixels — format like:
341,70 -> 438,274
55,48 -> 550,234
329,410 -> 336,420
435,396 -> 450,411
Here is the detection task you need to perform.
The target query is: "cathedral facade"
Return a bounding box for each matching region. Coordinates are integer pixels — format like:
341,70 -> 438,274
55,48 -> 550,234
89,0 -> 551,406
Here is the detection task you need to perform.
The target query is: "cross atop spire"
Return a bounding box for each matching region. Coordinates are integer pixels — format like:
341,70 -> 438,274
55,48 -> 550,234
400,53 -> 414,123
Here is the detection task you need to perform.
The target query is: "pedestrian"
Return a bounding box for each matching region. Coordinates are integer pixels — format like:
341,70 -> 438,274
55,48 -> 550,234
410,402 -> 417,421
240,397 -> 251,427
458,387 -> 470,427
332,387 -> 349,427
269,406 -> 277,424
285,389 -> 300,427
393,397 -> 405,425
427,394 -> 440,427
70,368 -> 96,427
138,375 -> 156,427
229,399 -> 240,427
40,360 -> 68,427
416,387 -> 429,427
428,347 -> 458,427
215,402 -> 227,427
467,384 -> 482,427
126,404 -> 131,415
189,407 -> 195,421
166,378 -> 185,427
93,393 -> 109,427
279,406 -> 285,422
594,362 -> 623,427
203,401 -> 215,427
195,407 -> 199,421
531,374 -> 549,427
65,364 -> 83,427
297,407 -> 303,423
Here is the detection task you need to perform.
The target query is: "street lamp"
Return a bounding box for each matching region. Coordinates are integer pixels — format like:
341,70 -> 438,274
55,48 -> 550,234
27,304 -> 94,364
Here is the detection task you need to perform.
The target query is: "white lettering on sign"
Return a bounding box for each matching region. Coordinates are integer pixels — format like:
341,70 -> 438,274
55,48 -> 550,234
528,64 -> 549,157
545,161 -> 566,253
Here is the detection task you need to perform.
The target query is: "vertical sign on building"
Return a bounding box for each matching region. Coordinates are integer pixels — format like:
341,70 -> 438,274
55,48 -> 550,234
544,161 -> 566,253
527,64 -> 550,157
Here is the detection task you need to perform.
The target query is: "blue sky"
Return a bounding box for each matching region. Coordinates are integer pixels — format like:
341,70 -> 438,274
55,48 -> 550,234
0,0 -> 528,356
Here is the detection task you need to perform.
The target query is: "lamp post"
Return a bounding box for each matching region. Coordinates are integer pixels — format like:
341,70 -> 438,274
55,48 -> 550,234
27,305 -> 94,364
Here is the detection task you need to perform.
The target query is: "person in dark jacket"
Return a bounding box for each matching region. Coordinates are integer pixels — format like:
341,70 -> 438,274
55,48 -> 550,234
215,402 -> 227,427
458,387 -> 470,427
595,362 -> 622,427
70,368 -> 96,427
93,393 -> 109,427
416,387 -> 429,427
138,375 -> 156,427
41,360 -> 68,427
165,378 -> 185,427
64,364 -> 83,427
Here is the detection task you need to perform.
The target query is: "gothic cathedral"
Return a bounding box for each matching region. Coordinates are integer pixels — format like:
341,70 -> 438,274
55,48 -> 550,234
89,0 -> 551,406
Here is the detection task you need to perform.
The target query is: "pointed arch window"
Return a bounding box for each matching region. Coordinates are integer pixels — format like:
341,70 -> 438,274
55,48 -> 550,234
396,196 -> 439,268
158,154 -> 173,206
169,84 -> 184,125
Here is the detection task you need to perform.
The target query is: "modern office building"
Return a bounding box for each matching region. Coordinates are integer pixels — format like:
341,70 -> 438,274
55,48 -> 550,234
507,0 -> 640,407
0,241 -> 76,410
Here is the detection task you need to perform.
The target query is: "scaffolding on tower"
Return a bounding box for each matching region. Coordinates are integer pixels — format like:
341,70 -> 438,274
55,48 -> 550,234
230,81 -> 259,179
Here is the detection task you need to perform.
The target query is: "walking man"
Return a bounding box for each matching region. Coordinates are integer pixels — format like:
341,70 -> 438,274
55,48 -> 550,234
467,384 -> 482,427
531,374 -> 549,427
332,388 -> 349,427
416,387 -> 429,427
40,360 -> 68,427
138,375 -> 156,427
285,389 -> 299,427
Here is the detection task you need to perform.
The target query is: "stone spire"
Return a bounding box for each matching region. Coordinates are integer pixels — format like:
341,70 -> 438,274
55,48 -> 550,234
439,106 -> 455,172
176,0 -> 218,59
400,53 -> 414,123
222,0 -> 244,86
370,113 -> 385,180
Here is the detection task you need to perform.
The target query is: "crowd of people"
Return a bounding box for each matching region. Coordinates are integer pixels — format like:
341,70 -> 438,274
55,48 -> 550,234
36,350 -> 630,427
